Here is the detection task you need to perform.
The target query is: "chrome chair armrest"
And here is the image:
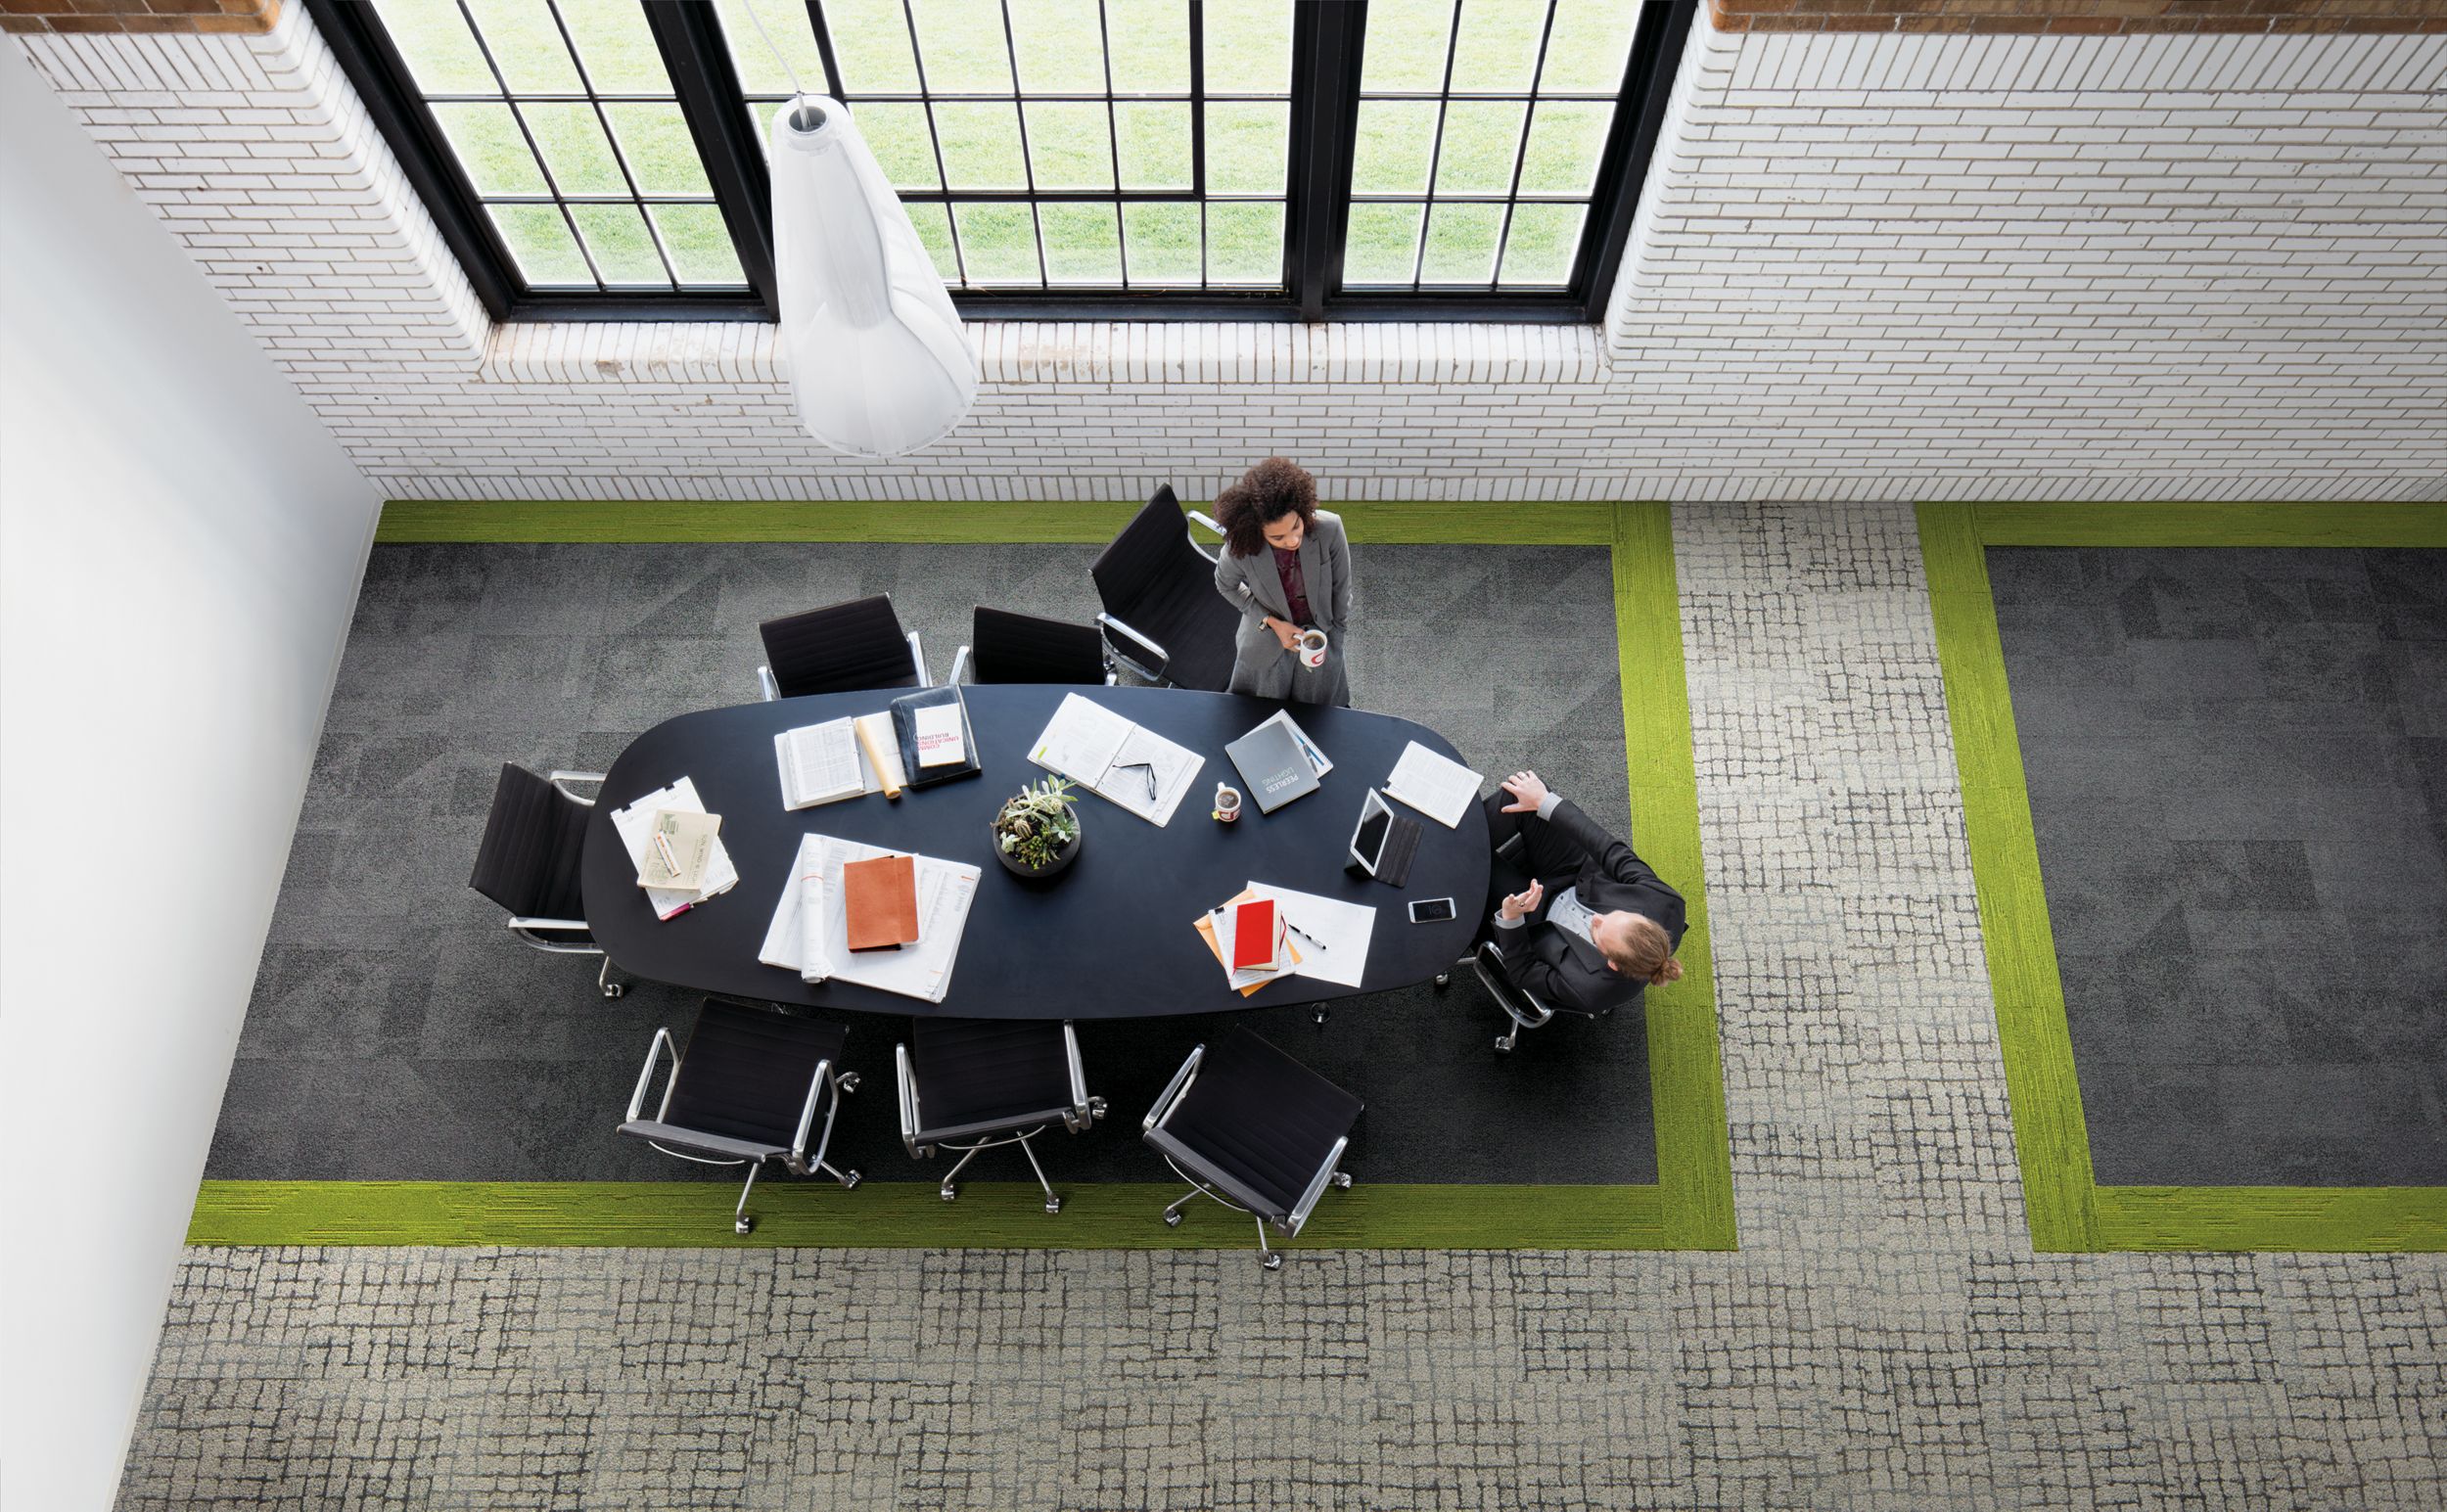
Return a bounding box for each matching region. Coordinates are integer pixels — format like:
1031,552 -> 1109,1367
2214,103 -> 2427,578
626,1027 -> 678,1122
1060,1023 -> 1105,1130
1280,1133 -> 1351,1238
1096,612 -> 1171,684
1142,1044 -> 1205,1132
1184,509 -> 1224,565
790,1056 -> 836,1166
757,664 -> 781,703
896,1042 -> 924,1156
946,644 -> 972,686
906,628 -> 930,687
507,917 -> 601,955
547,771 -> 605,805
1471,939 -> 1555,1030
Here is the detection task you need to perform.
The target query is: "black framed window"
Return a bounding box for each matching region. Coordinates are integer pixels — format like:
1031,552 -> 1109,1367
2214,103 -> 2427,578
311,0 -> 1694,323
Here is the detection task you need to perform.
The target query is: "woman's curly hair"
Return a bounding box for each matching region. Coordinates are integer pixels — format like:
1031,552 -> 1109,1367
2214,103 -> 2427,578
1212,457 -> 1318,558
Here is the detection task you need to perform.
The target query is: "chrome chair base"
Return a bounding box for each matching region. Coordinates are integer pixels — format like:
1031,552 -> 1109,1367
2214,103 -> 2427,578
1157,1159 -> 1352,1270
931,1126 -> 1065,1214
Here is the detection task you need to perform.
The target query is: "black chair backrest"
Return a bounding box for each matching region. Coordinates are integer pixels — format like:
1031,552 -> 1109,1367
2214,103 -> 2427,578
760,594 -> 917,699
469,763 -> 588,920
1161,1028 -> 1362,1215
664,999 -> 848,1147
1088,485 -> 1240,691
970,607 -> 1106,684
1089,485 -> 1194,625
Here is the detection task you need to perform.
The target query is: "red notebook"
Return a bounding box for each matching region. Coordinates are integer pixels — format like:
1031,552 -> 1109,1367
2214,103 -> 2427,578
1230,898 -> 1278,971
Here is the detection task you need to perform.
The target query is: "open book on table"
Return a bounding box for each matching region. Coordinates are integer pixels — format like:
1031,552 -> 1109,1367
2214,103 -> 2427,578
774,712 -> 906,810
1027,692 -> 1204,826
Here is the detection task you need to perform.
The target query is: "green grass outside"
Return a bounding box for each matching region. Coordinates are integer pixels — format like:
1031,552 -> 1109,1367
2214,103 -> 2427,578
187,497 -> 1735,1251
1918,499 -> 2447,1254
367,0 -> 1638,293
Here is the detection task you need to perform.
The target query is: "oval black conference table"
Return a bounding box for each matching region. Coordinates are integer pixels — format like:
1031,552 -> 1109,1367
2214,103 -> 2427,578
581,686 -> 1490,1019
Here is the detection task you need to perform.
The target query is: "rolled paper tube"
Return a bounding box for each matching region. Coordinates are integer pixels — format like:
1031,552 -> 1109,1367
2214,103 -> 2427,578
799,868 -> 831,984
854,716 -> 901,800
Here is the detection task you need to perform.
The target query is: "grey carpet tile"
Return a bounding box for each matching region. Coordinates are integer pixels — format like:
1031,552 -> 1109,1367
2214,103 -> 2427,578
126,507 -> 2447,1512
1990,544 -> 2447,1188
209,539 -> 1654,1185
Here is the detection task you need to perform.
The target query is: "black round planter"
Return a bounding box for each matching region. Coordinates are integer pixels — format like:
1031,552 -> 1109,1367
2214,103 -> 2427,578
993,813 -> 1081,881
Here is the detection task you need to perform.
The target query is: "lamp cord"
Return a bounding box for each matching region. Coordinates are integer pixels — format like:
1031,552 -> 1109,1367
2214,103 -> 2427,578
740,0 -> 807,105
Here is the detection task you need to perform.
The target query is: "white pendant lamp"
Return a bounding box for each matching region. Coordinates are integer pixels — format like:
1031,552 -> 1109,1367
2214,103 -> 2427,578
768,96 -> 977,458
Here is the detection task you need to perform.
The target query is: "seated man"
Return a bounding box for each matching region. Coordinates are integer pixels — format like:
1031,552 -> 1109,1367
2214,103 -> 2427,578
1481,769 -> 1685,1017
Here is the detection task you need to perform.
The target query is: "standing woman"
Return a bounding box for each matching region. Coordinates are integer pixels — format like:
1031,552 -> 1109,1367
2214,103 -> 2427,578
1210,457 -> 1354,707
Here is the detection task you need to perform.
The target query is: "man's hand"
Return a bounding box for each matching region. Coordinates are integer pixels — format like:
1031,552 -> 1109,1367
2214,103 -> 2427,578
1498,879 -> 1544,923
1264,616 -> 1300,652
1500,770 -> 1550,814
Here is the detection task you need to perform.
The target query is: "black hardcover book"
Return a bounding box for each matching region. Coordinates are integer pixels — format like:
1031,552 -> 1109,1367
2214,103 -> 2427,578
889,684 -> 982,789
1224,718 -> 1321,813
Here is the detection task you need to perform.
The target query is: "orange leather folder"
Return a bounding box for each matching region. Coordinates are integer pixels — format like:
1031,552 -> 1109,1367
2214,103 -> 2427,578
841,853 -> 919,951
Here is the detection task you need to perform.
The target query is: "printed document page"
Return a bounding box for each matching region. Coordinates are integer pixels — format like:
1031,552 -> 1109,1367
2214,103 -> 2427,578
1101,722 -> 1204,826
1383,742 -> 1483,829
1245,882 -> 1374,988
1028,692 -> 1131,785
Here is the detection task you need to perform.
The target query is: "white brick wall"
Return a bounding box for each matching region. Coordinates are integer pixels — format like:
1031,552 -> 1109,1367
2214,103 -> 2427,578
15,9 -> 2447,504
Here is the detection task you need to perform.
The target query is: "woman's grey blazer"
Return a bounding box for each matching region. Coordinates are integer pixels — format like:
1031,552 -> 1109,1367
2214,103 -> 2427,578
1211,508 -> 1353,705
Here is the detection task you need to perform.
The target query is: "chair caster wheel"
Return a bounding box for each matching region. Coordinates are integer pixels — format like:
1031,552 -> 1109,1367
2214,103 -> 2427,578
734,1216 -> 754,1235
1494,1037 -> 1513,1054
602,984 -> 624,999
1045,1198 -> 1062,1214
839,1073 -> 859,1092
1262,1253 -> 1283,1271
1333,1172 -> 1353,1190
840,1170 -> 861,1189
1164,1211 -> 1182,1228
1434,973 -> 1451,989
940,1184 -> 958,1203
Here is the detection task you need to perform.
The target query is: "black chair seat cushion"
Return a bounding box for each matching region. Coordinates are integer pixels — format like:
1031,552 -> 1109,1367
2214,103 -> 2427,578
1090,487 -> 1239,691
469,763 -> 588,920
663,1001 -> 851,1149
909,1017 -> 1074,1135
971,607 -> 1106,685
761,594 -> 920,699
1159,1029 -> 1362,1219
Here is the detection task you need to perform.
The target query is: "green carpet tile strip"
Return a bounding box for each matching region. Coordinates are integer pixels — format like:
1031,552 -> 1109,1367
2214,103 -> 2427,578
1918,499 -> 2447,1254
372,498 -> 1621,546
189,500 -> 1733,1251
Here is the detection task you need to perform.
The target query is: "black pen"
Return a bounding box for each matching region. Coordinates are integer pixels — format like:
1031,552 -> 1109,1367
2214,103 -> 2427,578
1285,920 -> 1326,953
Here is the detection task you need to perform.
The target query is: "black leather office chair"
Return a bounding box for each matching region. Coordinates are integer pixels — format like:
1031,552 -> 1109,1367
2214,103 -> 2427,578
946,606 -> 1114,686
468,762 -> 624,999
757,593 -> 929,701
1089,485 -> 1238,690
620,998 -> 862,1234
896,1017 -> 1105,1214
1142,1028 -> 1361,1269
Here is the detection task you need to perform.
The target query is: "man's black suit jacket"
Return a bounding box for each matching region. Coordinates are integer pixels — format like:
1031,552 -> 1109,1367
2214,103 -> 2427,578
1495,798 -> 1686,1018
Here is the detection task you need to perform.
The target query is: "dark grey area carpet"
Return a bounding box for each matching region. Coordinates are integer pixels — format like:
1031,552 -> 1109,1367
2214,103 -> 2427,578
1989,545 -> 2447,1188
210,540 -> 1659,1185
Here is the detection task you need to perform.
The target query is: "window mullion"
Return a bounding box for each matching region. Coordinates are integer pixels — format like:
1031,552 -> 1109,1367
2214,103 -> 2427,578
1283,0 -> 1364,320
640,0 -> 781,315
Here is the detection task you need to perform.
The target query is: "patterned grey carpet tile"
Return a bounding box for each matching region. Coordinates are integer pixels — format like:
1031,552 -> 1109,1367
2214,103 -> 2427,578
211,539 -> 1651,1186
1990,545 -> 2447,1187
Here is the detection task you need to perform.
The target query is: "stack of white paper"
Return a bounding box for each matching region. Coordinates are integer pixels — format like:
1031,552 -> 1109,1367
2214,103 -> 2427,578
1383,742 -> 1483,829
1244,882 -> 1376,988
759,834 -> 980,1003
611,778 -> 738,920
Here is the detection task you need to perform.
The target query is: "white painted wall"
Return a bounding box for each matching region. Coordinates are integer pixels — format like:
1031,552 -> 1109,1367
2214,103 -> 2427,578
0,46 -> 378,1512
13,8 -> 2446,503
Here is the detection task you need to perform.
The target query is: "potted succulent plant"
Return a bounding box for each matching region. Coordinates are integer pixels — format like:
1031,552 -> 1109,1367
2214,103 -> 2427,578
992,775 -> 1082,880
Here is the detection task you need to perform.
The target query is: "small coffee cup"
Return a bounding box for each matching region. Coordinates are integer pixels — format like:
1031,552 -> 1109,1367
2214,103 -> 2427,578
1296,628 -> 1328,669
1212,784 -> 1243,823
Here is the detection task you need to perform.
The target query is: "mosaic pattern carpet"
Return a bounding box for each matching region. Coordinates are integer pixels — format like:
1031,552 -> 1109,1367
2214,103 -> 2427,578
1990,546 -> 2447,1187
122,507 -> 2447,1510
210,540 -> 1655,1186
